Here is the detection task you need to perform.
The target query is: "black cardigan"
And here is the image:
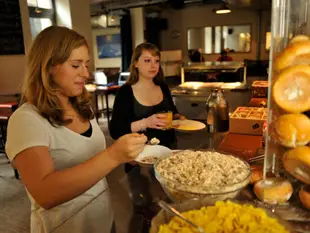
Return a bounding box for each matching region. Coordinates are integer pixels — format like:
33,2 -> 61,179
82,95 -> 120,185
109,83 -> 178,145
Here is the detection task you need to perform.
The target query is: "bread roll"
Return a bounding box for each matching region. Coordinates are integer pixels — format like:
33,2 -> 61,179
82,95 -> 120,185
289,35 -> 310,44
272,113 -> 310,148
254,178 -> 293,204
299,185 -> 310,210
274,41 -> 310,72
250,165 -> 263,184
272,64 -> 310,113
290,53 -> 310,66
283,146 -> 310,184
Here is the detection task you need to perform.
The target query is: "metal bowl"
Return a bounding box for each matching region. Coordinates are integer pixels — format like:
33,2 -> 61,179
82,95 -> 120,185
150,199 -> 292,233
153,150 -> 251,203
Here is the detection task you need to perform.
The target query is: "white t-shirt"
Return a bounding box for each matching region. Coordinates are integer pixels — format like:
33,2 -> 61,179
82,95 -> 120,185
5,103 -> 114,233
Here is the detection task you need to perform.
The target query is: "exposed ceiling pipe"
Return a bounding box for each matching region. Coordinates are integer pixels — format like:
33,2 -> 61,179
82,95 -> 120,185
102,0 -> 168,11
97,0 -> 270,13
101,0 -> 216,12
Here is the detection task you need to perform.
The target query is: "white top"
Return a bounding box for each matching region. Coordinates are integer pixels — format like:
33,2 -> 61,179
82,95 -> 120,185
6,103 -> 114,233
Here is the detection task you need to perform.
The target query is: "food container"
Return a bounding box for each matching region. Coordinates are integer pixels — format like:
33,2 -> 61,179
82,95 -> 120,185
153,150 -> 251,203
150,199 -> 292,233
263,0 -> 310,206
134,145 -> 172,168
229,107 -> 267,135
217,133 -> 263,161
248,97 -> 268,108
299,185 -> 310,210
251,81 -> 269,98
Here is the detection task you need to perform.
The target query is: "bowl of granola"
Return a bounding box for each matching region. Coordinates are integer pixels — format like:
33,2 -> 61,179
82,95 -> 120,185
154,150 -> 251,203
135,145 -> 172,168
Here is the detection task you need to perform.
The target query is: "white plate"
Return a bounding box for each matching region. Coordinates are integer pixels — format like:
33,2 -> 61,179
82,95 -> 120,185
135,145 -> 172,167
172,119 -> 206,132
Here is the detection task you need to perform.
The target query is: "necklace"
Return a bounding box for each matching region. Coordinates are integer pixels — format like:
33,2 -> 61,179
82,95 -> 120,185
65,114 -> 78,120
64,110 -> 79,120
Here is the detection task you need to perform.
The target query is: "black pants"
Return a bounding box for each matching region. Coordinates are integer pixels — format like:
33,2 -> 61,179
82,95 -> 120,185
110,221 -> 116,233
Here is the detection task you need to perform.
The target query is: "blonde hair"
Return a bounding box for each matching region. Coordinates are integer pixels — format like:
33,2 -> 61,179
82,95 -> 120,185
22,26 -> 94,126
126,43 -> 164,85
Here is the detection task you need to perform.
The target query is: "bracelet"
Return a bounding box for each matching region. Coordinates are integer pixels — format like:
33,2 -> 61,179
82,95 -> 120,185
140,118 -> 147,131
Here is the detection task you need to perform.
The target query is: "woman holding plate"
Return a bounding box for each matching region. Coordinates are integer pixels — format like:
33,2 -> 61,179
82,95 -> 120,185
109,43 -> 184,153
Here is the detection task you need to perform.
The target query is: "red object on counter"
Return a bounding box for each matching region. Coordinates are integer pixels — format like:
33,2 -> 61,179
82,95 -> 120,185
248,98 -> 268,108
218,133 -> 263,161
251,81 -> 269,98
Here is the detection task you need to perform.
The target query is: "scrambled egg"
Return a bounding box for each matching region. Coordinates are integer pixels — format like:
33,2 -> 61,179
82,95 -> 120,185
158,201 -> 289,233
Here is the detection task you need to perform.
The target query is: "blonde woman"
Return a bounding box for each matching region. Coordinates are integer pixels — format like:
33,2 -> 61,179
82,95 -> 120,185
5,26 -> 147,233
109,43 -> 184,172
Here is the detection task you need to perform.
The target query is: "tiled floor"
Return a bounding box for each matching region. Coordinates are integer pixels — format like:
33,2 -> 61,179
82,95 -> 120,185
0,117 -> 130,233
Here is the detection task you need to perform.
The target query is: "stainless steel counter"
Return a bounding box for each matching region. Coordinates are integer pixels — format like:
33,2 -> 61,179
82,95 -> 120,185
170,61 -> 254,120
172,86 -> 251,120
170,74 -> 267,121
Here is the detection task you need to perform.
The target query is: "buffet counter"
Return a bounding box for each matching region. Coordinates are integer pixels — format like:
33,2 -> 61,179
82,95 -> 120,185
109,130 -> 310,233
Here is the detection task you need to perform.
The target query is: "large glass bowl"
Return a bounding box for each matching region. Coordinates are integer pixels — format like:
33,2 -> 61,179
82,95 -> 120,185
153,150 -> 251,203
150,199 -> 292,233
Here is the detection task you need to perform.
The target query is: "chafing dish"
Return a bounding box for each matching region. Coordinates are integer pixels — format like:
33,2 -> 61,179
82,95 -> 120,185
171,62 -> 251,121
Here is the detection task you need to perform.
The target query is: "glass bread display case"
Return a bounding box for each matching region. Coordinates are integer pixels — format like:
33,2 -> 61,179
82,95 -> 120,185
255,0 -> 310,224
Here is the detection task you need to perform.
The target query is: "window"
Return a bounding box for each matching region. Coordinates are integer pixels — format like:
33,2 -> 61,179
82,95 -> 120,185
266,32 -> 271,51
187,27 -> 212,54
222,25 -> 251,52
215,26 -> 222,53
27,0 -> 55,39
187,24 -> 252,54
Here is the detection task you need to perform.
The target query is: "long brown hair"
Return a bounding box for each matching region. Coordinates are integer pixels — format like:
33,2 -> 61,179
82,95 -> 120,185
21,26 -> 94,126
126,43 -> 164,85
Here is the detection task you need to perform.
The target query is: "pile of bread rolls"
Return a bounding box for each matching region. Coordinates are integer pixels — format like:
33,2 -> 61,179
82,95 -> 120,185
254,35 -> 310,209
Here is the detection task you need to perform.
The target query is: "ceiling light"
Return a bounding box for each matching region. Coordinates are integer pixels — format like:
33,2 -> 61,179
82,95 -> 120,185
35,7 -> 42,13
35,0 -> 41,13
215,2 -> 231,14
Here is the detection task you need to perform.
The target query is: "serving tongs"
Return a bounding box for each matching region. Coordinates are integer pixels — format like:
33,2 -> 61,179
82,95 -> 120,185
247,147 -> 265,163
157,200 -> 206,233
247,154 -> 265,163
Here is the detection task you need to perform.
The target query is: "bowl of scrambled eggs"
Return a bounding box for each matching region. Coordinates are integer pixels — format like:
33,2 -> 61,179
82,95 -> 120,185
150,199 -> 291,233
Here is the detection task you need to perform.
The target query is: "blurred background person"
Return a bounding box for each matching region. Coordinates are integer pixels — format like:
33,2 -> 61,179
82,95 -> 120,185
109,42 -> 185,172
217,50 -> 233,62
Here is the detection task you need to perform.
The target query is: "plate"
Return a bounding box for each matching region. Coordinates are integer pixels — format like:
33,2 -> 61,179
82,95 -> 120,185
135,145 -> 172,167
172,119 -> 206,132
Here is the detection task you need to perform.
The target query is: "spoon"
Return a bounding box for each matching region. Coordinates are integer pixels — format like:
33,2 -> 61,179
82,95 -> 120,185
157,200 -> 206,233
146,137 -> 160,145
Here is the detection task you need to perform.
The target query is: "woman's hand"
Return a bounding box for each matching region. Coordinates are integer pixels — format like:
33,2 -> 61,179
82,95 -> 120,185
173,113 -> 186,120
109,133 -> 147,164
172,114 -> 186,128
145,113 -> 169,129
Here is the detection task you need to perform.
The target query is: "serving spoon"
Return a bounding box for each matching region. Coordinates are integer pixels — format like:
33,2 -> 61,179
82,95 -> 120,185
146,137 -> 160,145
157,200 -> 206,233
